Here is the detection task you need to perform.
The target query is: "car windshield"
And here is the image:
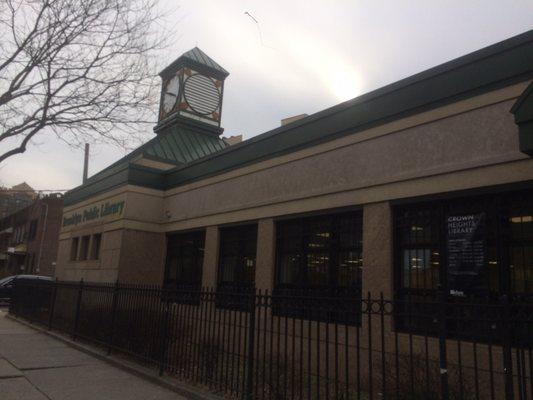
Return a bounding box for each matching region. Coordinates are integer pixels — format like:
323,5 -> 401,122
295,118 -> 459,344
0,276 -> 14,286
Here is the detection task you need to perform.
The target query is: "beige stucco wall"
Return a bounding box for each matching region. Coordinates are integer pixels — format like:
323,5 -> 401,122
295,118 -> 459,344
201,226 -> 219,287
117,229 -> 166,284
56,229 -> 123,282
56,189 -> 165,282
162,97 -> 529,231
255,218 -> 276,291
362,202 -> 393,297
55,80 -> 532,287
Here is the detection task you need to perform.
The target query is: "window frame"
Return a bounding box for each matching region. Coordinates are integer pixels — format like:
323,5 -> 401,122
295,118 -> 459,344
216,223 -> 258,310
28,219 -> 38,241
164,230 -> 205,290
78,235 -> 90,261
90,233 -> 102,260
217,224 -> 258,291
70,237 -> 79,261
273,210 -> 363,324
393,187 -> 533,339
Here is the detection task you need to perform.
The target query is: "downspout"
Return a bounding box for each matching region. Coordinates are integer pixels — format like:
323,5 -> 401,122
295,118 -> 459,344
36,201 -> 48,274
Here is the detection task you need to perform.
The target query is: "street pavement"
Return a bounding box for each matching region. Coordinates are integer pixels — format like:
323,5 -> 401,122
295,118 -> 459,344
0,309 -> 185,400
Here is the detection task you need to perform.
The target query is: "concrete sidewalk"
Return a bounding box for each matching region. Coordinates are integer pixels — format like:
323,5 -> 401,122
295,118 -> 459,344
0,309 -> 185,400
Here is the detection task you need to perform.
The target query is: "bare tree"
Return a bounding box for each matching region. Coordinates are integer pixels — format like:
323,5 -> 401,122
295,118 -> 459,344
0,0 -> 169,163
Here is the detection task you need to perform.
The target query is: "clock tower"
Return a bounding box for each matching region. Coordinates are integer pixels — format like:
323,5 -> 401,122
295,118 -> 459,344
156,47 -> 229,135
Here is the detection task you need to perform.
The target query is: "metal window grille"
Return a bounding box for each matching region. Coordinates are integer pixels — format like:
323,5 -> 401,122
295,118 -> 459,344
164,230 -> 205,303
394,187 -> 533,338
217,224 -> 258,310
274,211 -> 363,324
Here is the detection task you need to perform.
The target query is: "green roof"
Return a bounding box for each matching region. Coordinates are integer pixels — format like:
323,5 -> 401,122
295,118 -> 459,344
83,124 -> 228,185
159,47 -> 229,79
65,29 -> 533,206
143,124 -> 228,164
180,47 -> 229,76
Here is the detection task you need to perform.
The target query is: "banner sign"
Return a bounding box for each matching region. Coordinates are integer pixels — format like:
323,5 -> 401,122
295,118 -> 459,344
62,200 -> 125,227
446,213 -> 486,297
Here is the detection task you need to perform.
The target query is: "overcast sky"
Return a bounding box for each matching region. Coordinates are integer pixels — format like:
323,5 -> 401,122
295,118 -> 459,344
1,0 -> 532,191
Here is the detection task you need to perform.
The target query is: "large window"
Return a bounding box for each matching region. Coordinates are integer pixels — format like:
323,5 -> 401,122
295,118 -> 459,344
164,231 -> 205,291
79,235 -> 90,261
217,224 -> 257,309
28,219 -> 38,241
90,233 -> 102,260
394,188 -> 533,337
70,237 -> 79,261
274,210 -> 363,323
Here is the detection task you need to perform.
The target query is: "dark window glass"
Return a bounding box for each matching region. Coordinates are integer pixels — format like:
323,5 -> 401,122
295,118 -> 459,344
395,208 -> 441,296
164,231 -> 205,299
508,198 -> 533,297
91,233 -> 102,260
28,220 -> 38,241
217,224 -> 257,310
79,236 -> 90,261
394,188 -> 533,339
274,211 -> 362,324
218,224 -> 257,289
70,237 -> 79,261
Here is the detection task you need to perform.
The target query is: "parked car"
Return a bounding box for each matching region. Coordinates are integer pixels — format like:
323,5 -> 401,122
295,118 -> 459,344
0,275 -> 52,304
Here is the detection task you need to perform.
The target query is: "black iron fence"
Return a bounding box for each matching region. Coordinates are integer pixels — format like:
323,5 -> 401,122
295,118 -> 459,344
9,279 -> 533,400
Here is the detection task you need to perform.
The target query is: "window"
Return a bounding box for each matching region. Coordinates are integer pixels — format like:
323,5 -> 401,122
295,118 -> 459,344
217,224 -> 257,309
25,253 -> 34,273
90,233 -> 102,260
395,207 -> 442,297
30,253 -> 36,273
394,188 -> 533,338
164,231 -> 205,300
274,210 -> 363,323
70,237 -> 79,261
28,219 -> 38,241
79,235 -> 90,261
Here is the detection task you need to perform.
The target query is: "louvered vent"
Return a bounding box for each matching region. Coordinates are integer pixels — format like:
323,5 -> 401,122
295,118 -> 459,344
183,74 -> 221,115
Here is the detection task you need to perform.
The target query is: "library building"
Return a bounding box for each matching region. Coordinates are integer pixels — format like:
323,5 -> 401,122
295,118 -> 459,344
56,30 -> 533,312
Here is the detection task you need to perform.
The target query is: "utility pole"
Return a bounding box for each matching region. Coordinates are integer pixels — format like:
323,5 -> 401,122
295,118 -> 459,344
83,143 -> 89,183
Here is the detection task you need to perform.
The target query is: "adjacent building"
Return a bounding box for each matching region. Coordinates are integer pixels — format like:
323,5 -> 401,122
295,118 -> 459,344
0,182 -> 37,219
0,194 -> 63,277
56,32 -> 533,310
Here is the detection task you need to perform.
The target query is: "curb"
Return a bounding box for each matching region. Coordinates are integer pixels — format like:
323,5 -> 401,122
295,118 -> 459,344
6,313 -> 222,400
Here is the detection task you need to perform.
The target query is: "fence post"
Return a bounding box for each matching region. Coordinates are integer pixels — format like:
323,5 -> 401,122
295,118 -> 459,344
48,278 -> 58,330
501,294 -> 514,400
437,286 -> 449,400
73,278 -> 84,340
244,289 -> 257,399
158,291 -> 171,376
107,280 -> 119,355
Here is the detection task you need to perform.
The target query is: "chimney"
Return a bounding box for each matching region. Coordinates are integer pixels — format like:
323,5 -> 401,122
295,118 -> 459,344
223,135 -> 243,146
281,114 -> 308,126
83,143 -> 89,183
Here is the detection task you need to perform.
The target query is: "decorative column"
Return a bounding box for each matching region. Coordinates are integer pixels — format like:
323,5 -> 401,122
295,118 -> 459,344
362,201 -> 394,299
202,226 -> 220,288
255,218 -> 275,292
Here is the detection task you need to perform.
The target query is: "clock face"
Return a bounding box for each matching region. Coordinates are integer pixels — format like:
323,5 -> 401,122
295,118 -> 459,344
162,75 -> 180,114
